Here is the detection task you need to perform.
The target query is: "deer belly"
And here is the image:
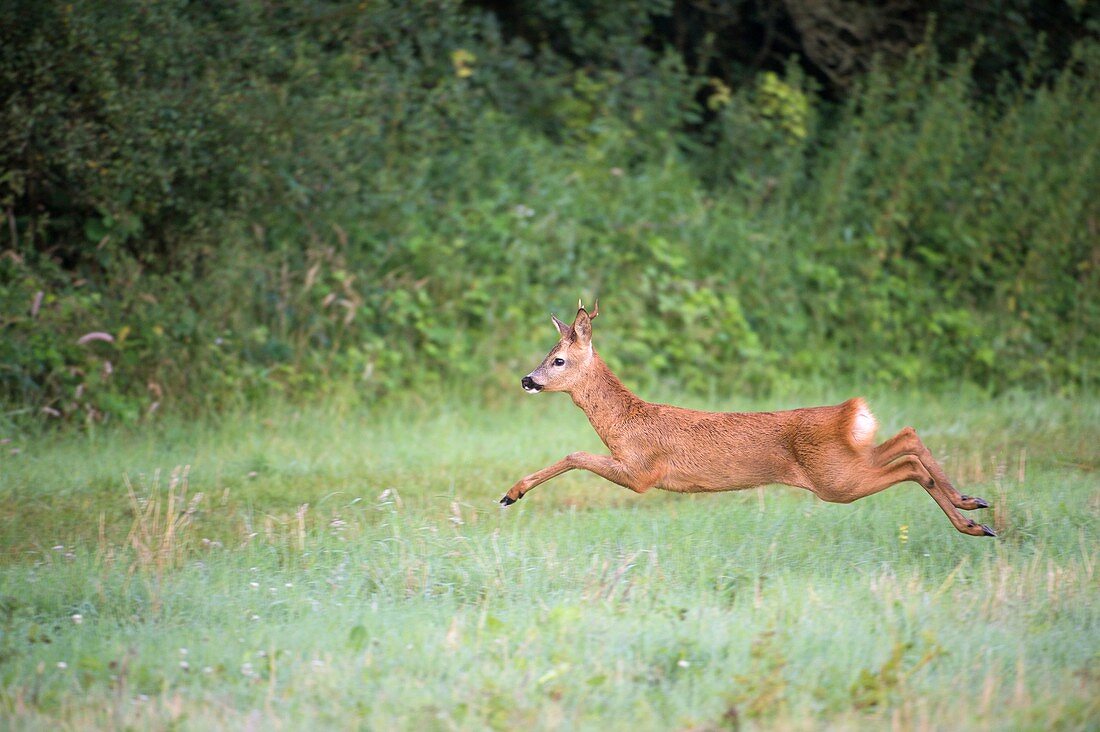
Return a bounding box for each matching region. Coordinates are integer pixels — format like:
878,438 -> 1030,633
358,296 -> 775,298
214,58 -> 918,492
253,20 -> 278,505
657,456 -> 779,493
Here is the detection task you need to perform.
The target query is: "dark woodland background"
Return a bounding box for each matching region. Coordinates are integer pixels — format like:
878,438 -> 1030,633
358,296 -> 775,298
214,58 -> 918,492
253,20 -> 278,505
2,0 -> 1097,424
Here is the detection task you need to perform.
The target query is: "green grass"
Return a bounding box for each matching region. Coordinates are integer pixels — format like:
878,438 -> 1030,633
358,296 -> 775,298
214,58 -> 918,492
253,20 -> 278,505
0,389 -> 1097,730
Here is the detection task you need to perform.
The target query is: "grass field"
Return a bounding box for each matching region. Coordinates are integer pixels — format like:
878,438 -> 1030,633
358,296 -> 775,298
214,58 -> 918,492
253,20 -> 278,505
0,388 -> 1097,730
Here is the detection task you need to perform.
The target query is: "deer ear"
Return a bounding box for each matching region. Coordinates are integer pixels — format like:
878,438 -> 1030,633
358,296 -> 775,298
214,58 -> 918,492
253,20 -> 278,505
551,313 -> 572,338
573,307 -> 593,344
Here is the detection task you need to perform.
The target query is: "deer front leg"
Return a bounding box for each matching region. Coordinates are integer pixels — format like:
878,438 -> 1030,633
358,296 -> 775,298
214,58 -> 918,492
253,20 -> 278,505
500,452 -> 639,505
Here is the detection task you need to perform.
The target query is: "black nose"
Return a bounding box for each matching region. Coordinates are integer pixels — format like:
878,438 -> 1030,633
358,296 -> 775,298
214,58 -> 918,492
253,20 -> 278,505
521,376 -> 536,390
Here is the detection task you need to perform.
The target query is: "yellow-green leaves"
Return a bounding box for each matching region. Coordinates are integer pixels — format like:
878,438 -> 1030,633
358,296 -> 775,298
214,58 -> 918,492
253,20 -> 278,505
756,71 -> 809,142
451,49 -> 476,78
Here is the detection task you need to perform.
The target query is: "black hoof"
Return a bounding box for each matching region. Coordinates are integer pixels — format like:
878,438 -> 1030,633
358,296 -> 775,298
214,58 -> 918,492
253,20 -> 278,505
962,495 -> 990,509
500,495 -> 516,506
980,524 -> 997,537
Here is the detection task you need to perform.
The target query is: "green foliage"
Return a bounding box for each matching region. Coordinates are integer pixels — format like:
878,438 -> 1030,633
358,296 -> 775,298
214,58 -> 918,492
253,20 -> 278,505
729,629 -> 789,720
850,633 -> 944,710
1,1 -> 1098,424
804,41 -> 1100,387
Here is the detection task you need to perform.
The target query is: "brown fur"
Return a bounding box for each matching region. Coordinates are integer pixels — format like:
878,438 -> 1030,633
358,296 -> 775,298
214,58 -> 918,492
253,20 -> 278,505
503,303 -> 995,537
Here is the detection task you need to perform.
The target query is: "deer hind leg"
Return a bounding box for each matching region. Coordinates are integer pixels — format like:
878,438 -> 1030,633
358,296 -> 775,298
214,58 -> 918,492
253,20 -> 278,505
873,427 -> 990,511
817,455 -> 996,537
500,452 -> 643,505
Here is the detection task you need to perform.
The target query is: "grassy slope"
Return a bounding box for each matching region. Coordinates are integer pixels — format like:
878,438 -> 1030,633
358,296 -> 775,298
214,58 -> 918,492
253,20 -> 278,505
0,389 -> 1096,730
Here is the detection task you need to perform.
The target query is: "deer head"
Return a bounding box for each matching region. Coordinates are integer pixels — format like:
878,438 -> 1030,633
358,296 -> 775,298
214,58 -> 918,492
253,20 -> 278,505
521,299 -> 599,394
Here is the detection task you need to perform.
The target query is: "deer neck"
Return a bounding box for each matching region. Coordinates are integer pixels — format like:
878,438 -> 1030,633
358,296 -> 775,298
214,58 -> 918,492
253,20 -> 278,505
569,352 -> 644,444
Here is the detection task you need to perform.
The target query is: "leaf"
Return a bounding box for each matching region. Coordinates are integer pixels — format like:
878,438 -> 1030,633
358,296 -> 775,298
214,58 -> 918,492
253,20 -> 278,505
347,624 -> 368,651
84,218 -> 108,243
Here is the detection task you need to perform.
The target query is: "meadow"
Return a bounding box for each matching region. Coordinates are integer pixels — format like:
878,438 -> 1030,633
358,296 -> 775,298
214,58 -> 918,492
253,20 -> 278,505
0,387 -> 1096,730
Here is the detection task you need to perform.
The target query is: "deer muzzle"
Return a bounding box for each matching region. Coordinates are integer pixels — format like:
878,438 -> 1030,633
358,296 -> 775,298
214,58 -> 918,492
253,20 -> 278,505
521,375 -> 543,393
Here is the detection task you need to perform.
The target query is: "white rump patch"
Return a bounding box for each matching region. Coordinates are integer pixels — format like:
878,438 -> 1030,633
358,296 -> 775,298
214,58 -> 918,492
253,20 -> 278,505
851,401 -> 878,445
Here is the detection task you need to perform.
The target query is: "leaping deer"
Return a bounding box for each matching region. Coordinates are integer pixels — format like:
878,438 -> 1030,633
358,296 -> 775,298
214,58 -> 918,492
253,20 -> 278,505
500,301 -> 995,537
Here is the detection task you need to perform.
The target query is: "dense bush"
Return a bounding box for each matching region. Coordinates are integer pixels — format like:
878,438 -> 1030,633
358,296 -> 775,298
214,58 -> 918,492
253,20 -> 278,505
1,0 -> 1097,426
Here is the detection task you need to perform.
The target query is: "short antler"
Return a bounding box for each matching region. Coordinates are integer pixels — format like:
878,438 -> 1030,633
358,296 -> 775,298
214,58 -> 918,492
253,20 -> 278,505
577,297 -> 599,320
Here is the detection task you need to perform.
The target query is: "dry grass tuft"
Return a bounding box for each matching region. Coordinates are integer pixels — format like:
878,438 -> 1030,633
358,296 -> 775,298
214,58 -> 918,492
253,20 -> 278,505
124,465 -> 202,613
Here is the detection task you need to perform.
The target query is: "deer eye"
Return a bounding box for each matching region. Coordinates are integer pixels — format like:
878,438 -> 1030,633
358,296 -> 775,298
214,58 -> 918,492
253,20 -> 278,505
552,357 -> 565,367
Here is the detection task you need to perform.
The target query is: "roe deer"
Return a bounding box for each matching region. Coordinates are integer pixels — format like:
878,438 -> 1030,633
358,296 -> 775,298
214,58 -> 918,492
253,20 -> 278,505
500,301 -> 995,537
